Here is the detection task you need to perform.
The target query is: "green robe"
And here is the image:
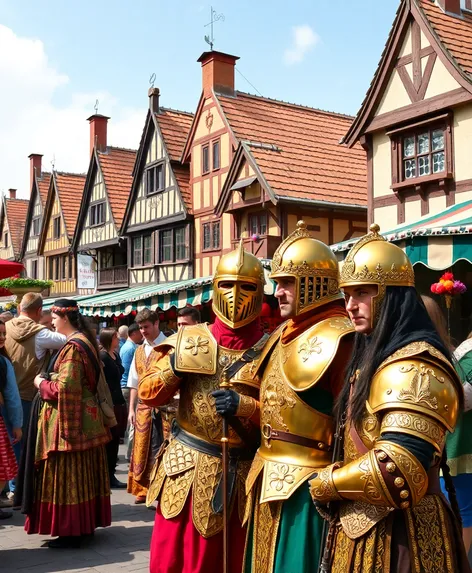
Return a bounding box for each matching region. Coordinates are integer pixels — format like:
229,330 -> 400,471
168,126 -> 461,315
244,386 -> 333,573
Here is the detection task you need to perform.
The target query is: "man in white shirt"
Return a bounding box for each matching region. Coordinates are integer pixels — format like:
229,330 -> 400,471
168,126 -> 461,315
126,309 -> 166,503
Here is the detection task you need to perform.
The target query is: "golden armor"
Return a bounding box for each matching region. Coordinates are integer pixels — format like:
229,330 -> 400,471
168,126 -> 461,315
246,316 -> 354,504
308,342 -> 461,535
339,223 -> 415,325
142,323 -> 267,538
270,220 -> 343,316
212,241 -> 265,329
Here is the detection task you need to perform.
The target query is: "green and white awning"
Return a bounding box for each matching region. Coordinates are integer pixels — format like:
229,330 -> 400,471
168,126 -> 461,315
49,263 -> 275,318
331,200 -> 472,270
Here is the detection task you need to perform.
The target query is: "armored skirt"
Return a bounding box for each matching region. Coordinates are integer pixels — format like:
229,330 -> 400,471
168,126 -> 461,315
24,334 -> 111,537
243,386 -> 333,573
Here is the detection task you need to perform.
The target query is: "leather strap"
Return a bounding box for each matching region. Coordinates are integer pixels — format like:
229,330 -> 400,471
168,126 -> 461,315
264,426 -> 332,452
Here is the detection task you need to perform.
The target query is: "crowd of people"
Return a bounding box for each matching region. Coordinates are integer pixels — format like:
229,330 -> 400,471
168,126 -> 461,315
0,224 -> 471,572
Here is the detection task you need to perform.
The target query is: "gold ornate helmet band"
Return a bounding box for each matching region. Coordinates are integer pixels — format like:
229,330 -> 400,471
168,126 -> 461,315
270,221 -> 343,317
212,241 -> 265,329
340,224 -> 415,325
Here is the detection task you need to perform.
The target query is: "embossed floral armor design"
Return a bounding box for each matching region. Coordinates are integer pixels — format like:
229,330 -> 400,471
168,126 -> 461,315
142,322 -> 265,538
308,342 -> 462,540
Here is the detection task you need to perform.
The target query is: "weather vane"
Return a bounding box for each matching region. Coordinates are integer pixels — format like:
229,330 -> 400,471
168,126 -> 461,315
204,6 -> 225,51
94,99 -> 99,114
51,154 -> 56,171
149,73 -> 156,88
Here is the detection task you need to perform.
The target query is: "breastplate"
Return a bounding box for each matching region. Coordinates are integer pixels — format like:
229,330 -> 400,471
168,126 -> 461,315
258,344 -> 334,469
176,346 -> 260,446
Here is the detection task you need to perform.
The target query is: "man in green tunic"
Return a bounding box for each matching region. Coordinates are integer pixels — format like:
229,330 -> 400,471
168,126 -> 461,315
217,221 -> 354,573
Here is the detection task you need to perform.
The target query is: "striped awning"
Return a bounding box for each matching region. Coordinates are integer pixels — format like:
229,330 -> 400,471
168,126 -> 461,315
331,200 -> 472,270
55,263 -> 275,318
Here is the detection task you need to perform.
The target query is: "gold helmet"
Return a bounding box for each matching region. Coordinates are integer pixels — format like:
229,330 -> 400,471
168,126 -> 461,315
270,220 -> 343,317
340,223 -> 415,325
212,241 -> 265,329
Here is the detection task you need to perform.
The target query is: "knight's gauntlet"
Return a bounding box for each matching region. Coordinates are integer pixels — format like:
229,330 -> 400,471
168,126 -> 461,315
309,440 -> 428,509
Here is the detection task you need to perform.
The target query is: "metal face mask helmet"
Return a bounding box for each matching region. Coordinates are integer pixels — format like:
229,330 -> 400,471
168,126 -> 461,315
270,220 -> 343,317
212,241 -> 265,329
339,224 -> 415,328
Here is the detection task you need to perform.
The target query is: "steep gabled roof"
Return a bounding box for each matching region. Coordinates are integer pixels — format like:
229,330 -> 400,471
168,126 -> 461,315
122,106 -> 193,232
37,172 -> 51,207
2,197 -> 29,259
419,0 -> 472,77
156,108 -> 194,162
98,147 -> 136,229
344,0 -> 472,146
54,172 -> 86,239
215,91 -> 367,209
20,171 -> 51,259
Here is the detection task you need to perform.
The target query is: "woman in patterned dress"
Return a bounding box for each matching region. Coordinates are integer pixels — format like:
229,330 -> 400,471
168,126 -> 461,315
25,299 -> 111,548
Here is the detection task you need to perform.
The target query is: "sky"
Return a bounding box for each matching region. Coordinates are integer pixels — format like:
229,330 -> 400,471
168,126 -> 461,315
0,0 -> 399,198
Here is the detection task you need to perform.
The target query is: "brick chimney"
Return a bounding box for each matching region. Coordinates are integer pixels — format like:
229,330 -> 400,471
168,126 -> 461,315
28,153 -> 42,190
87,114 -> 110,156
8,189 -> 16,199
148,87 -> 160,114
438,0 -> 461,15
197,51 -> 239,97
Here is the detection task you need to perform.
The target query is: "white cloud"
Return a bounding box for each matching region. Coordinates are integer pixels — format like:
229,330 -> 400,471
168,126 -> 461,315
283,25 -> 320,65
0,25 -> 145,198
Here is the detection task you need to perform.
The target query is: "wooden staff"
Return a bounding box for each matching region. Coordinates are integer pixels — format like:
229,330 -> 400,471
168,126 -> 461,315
220,370 -> 231,573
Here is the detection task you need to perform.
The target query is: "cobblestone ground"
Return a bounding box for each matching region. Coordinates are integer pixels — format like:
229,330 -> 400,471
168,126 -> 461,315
0,446 -> 153,573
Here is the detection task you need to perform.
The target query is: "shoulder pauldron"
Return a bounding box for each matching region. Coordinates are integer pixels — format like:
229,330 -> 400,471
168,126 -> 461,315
172,323 -> 218,375
368,342 -> 462,432
281,316 -> 354,391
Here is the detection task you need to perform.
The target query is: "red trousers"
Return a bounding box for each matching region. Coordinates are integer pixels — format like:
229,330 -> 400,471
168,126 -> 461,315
149,496 -> 246,573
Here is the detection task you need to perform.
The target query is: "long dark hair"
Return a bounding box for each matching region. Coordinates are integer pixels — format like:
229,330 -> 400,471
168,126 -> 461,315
0,320 -> 9,394
54,309 -> 99,356
335,286 -> 456,426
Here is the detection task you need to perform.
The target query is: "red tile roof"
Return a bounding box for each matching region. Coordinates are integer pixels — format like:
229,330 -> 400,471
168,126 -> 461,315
216,92 -> 367,206
98,147 -> 136,228
54,172 -> 86,239
171,163 -> 191,212
419,0 -> 472,77
156,108 -> 193,162
37,172 -> 51,207
5,198 -> 29,258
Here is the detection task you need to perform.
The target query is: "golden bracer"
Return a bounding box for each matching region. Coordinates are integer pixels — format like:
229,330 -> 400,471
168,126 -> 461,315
308,342 -> 463,570
139,322 -> 267,538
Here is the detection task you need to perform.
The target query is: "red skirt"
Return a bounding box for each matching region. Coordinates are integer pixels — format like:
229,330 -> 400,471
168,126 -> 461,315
25,445 -> 111,536
0,416 -> 17,481
150,495 -> 246,573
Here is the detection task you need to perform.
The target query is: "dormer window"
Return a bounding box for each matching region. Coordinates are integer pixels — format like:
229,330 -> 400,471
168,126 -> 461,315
146,163 -> 165,195
388,114 -> 452,191
89,202 -> 105,227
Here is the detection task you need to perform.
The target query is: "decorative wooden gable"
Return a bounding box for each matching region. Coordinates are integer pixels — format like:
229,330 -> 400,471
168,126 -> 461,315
123,104 -> 192,235
39,172 -> 85,255
344,0 -> 472,146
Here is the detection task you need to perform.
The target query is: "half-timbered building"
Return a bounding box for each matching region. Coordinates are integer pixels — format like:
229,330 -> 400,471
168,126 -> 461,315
0,189 -> 28,262
21,154 -> 51,279
343,0 -> 472,229
182,51 -> 367,277
121,88 -> 193,286
38,171 -> 86,296
72,115 -> 136,294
